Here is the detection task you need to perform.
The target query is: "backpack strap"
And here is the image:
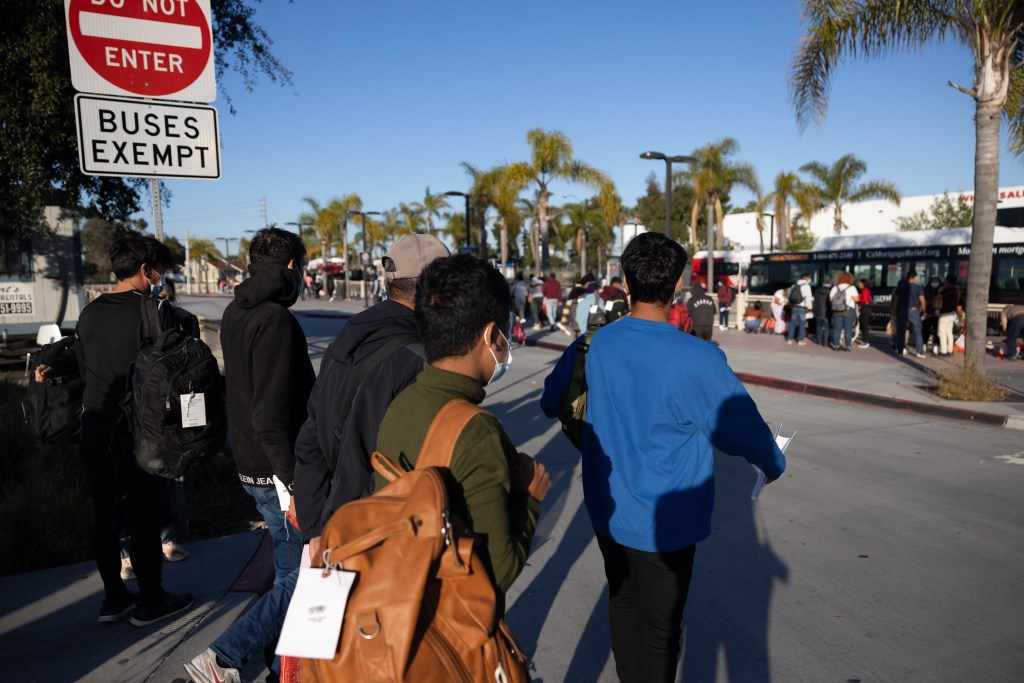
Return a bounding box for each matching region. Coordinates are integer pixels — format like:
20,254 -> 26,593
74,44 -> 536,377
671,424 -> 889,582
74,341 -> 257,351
329,334 -> 421,471
139,295 -> 164,345
415,399 -> 488,470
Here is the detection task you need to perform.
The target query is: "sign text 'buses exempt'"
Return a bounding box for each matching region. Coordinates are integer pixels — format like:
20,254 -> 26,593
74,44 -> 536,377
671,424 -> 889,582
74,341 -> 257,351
75,94 -> 220,179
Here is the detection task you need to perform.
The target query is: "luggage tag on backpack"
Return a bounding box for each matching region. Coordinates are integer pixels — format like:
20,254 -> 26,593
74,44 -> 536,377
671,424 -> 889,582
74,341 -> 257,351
276,565 -> 356,659
179,386 -> 206,428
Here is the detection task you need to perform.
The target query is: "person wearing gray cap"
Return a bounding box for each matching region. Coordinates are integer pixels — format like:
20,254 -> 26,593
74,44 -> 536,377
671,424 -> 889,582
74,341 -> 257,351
291,233 -> 451,563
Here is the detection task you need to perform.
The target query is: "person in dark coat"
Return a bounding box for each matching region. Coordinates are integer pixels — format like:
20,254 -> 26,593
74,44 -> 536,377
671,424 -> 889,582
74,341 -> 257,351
187,227 -> 314,683
292,234 -> 451,558
687,283 -> 716,341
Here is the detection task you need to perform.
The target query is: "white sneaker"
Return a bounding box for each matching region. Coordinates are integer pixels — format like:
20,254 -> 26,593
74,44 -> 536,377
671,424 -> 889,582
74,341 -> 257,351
185,649 -> 241,683
915,352 -> 927,359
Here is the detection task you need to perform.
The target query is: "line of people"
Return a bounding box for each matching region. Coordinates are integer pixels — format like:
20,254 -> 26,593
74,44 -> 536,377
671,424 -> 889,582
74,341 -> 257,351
39,230 -> 785,683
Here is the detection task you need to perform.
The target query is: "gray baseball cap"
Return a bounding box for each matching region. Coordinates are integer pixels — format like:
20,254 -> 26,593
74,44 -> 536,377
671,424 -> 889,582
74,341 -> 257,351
382,233 -> 451,280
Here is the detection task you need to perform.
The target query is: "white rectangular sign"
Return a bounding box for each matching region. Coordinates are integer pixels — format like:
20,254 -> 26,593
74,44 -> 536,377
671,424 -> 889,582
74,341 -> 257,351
0,283 -> 34,317
65,0 -> 216,102
74,94 -> 221,179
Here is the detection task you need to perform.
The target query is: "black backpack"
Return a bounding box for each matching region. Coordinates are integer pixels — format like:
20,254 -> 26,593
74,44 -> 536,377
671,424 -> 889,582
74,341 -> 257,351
788,283 -> 805,305
124,297 -> 225,478
22,335 -> 84,445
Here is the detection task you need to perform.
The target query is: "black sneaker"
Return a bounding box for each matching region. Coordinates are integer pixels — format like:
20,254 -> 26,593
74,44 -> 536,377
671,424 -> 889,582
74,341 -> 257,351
130,592 -> 194,627
98,590 -> 140,623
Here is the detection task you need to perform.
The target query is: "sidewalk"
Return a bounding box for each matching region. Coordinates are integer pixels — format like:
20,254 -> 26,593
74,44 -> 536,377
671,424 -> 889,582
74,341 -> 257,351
278,296 -> 1024,428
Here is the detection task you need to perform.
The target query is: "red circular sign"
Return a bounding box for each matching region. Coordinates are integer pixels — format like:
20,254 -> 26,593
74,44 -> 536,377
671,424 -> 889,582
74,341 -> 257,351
68,0 -> 212,97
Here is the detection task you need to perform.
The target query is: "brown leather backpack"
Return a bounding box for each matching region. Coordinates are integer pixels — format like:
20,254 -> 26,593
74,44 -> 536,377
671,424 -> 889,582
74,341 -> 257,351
302,399 -> 532,683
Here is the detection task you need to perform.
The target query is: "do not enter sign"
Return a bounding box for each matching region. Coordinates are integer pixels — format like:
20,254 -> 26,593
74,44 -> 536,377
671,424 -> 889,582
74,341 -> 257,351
65,0 -> 216,102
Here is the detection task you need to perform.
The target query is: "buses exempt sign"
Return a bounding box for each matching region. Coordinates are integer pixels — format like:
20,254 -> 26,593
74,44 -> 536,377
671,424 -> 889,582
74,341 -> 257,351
75,94 -> 221,179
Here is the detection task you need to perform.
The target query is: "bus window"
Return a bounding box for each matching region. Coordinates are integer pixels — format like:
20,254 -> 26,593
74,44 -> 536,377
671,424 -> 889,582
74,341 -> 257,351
887,259 -> 947,286
994,255 -> 1024,290
769,261 -> 816,291
827,262 -> 852,285
852,261 -> 885,288
748,261 -> 769,290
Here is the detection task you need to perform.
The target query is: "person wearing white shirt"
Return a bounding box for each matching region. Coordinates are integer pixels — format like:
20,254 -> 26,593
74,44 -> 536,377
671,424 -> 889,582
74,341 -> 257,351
829,273 -> 860,351
785,274 -> 814,345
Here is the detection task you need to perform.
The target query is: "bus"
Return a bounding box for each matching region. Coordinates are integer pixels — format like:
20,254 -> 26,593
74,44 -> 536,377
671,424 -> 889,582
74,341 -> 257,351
1,205 -> 86,356
746,227 -> 1024,332
690,250 -> 754,292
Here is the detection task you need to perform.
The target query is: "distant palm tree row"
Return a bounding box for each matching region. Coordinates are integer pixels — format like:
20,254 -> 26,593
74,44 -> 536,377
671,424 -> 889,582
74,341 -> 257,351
291,129 -> 900,274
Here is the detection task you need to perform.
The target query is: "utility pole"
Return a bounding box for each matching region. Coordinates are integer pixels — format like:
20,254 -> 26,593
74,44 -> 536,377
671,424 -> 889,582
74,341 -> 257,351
185,231 -> 193,295
151,178 -> 164,241
261,196 -> 268,229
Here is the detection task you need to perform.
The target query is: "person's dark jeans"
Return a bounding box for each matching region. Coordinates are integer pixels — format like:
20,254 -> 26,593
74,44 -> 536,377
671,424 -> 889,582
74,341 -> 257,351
81,412 -> 166,606
858,305 -> 871,344
815,315 -> 831,346
596,533 -> 696,683
211,485 -> 302,671
693,325 -> 712,341
1007,315 -> 1024,358
787,306 -> 808,341
831,310 -> 856,349
719,305 -> 730,328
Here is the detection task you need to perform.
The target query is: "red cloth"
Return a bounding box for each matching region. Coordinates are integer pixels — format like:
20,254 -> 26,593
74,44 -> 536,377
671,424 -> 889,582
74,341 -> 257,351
858,287 -> 872,306
542,278 -> 562,299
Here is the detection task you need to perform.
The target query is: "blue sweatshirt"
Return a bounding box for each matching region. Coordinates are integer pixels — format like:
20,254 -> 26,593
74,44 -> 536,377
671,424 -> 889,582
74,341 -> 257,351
540,317 -> 786,552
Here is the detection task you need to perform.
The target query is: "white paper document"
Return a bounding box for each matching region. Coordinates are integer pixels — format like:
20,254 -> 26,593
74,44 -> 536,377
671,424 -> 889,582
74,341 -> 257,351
752,425 -> 796,501
276,567 -> 356,660
179,393 -> 207,428
272,475 -> 290,512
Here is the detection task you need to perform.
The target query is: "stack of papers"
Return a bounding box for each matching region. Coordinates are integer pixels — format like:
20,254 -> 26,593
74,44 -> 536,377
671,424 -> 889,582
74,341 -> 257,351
751,424 -> 795,501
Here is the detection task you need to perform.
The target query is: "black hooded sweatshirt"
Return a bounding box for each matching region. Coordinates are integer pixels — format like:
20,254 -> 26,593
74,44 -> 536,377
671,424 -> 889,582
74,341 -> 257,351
687,283 -> 717,327
293,299 -> 425,541
221,262 -> 315,490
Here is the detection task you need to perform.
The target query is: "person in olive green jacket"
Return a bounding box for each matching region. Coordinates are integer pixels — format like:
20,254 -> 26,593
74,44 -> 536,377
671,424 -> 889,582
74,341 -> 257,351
376,254 -> 551,610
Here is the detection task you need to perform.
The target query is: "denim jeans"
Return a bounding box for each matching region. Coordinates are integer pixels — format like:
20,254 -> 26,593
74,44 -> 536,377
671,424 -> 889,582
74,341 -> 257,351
815,316 -> 831,346
907,308 -> 924,354
1007,315 -> 1024,357
831,310 -> 856,349
211,484 -> 302,671
787,306 -> 808,341
719,305 -> 730,327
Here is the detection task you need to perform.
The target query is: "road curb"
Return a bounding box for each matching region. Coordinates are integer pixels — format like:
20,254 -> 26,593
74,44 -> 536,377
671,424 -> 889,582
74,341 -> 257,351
734,371 -> 1013,428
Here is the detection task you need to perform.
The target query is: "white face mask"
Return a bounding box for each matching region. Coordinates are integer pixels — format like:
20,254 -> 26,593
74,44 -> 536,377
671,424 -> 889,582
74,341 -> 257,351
486,327 -> 512,385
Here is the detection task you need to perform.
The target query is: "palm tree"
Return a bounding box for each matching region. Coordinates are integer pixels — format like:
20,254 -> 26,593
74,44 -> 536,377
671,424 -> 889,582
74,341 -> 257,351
684,137 -> 760,253
478,166 -> 527,267
188,238 -> 221,261
502,129 -> 613,271
299,194 -> 362,268
768,171 -> 823,252
800,154 -> 901,235
397,203 -> 425,234
791,0 -> 1024,370
411,187 -> 450,235
562,200 -> 600,274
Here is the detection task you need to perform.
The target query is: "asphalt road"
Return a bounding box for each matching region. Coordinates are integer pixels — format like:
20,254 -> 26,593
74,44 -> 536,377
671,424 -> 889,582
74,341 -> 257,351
179,294 -> 1024,681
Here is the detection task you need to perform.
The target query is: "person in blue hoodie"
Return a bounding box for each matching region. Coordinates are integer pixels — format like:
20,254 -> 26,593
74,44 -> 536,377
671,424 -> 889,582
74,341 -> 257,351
540,231 -> 786,683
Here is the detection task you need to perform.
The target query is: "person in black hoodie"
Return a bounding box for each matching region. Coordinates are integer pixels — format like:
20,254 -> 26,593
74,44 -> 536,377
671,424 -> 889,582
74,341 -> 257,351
187,227 -> 314,683
292,233 -> 451,560
687,283 -> 716,341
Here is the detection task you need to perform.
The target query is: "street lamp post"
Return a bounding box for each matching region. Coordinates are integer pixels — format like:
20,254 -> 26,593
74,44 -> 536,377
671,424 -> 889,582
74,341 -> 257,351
762,212 -> 775,252
444,191 -> 474,255
216,237 -> 238,259
639,151 -> 696,241
347,210 -> 381,308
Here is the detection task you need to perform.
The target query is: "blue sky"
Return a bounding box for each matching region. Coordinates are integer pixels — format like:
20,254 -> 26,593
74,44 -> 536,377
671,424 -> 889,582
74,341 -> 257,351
149,0 -> 1024,246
